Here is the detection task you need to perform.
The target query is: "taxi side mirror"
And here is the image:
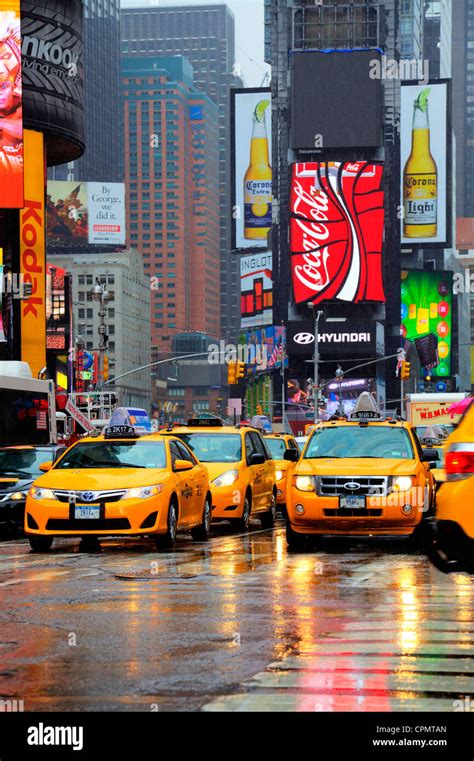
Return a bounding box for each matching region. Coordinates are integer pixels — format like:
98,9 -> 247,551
422,449 -> 438,463
174,459 -> 194,472
39,461 -> 53,472
284,449 -> 299,462
249,453 -> 265,466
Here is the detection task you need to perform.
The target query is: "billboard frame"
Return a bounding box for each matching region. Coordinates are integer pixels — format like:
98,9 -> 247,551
400,78 -> 452,250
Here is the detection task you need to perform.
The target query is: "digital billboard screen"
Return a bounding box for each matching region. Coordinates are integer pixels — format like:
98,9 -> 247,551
401,270 -> 453,378
289,162 -> 385,306
401,82 -> 449,246
0,0 -> 23,208
240,251 -> 273,329
231,88 -> 272,250
290,50 -> 383,151
47,181 -> 126,245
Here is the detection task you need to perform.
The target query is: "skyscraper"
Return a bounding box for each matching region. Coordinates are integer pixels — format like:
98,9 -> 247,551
453,0 -> 474,218
122,56 -> 220,351
50,0 -> 123,182
121,4 -> 241,339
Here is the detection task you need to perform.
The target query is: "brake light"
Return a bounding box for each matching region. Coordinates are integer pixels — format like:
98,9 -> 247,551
445,445 -> 474,481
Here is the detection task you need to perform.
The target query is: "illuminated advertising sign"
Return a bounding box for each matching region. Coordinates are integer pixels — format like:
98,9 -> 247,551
231,88 -> 272,250
21,0 -> 84,166
0,0 -> 23,207
289,162 -> 385,305
401,270 -> 453,378
239,325 -> 286,375
240,252 -> 273,328
47,181 -> 126,245
20,130 -> 46,378
401,82 -> 449,246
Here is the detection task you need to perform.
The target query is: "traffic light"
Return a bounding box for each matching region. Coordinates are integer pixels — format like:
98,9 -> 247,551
401,361 -> 411,381
227,361 -> 237,385
236,361 -> 246,379
103,355 -> 109,382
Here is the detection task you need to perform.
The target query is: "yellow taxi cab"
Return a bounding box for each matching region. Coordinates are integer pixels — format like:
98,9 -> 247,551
428,400 -> 474,573
418,428 -> 447,487
286,393 -> 437,550
24,424 -> 212,552
263,433 -> 300,509
162,419 -> 276,530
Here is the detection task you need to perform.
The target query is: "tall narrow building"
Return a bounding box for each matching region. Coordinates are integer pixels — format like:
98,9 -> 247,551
122,56 -> 220,351
121,4 -> 241,339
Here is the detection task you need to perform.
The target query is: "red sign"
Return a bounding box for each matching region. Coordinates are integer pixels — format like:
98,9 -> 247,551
289,162 -> 385,305
0,0 -> 24,207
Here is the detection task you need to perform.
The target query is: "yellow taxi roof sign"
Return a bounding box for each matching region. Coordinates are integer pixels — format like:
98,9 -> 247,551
348,392 -> 384,422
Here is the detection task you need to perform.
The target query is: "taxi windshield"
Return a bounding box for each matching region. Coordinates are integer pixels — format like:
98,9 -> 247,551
175,433 -> 242,463
0,448 -> 53,477
54,441 -> 167,470
265,439 -> 287,459
304,426 -> 415,460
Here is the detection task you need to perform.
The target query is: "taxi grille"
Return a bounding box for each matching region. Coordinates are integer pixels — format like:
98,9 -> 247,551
316,476 -> 388,497
46,518 -> 130,531
323,508 -> 383,517
53,490 -> 127,504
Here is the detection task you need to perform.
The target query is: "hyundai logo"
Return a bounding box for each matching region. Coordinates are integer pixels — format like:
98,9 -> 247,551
81,492 -> 96,502
344,482 -> 361,492
293,332 -> 315,345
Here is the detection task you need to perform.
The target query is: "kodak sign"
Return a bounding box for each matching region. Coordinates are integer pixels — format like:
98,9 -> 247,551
20,130 -> 46,377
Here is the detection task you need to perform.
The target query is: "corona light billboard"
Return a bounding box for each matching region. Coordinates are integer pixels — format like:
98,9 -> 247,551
401,82 -> 449,246
0,0 -> 23,207
20,130 -> 46,378
289,162 -> 385,305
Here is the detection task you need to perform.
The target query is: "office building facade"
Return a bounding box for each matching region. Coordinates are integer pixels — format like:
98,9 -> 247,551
121,4 -> 241,339
122,56 -> 220,351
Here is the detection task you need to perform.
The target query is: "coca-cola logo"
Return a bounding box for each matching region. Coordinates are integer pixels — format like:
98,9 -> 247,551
289,162 -> 386,306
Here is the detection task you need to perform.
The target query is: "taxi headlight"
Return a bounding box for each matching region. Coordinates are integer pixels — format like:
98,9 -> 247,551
29,487 -> 56,501
124,485 -> 165,500
275,469 -> 284,482
212,470 -> 239,488
392,476 -> 415,492
294,475 -> 316,492
9,491 -> 28,501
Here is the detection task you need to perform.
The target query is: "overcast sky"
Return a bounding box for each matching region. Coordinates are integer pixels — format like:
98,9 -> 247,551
120,0 -> 270,87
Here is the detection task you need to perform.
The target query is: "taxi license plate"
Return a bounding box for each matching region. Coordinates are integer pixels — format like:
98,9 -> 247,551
74,506 -> 100,520
340,495 -> 366,509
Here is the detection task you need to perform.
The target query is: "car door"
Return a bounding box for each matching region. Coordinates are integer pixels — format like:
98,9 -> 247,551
169,440 -> 195,526
247,432 -> 267,511
244,432 -> 262,510
175,439 -> 205,524
254,432 -> 275,507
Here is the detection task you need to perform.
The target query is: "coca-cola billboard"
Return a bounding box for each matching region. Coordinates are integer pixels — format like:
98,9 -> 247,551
289,162 -> 386,306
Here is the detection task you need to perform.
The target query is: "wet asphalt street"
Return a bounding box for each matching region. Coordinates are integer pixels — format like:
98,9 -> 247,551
0,519 -> 473,713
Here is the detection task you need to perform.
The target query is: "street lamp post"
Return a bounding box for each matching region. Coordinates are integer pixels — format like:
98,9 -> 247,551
307,304 -> 324,424
90,279 -> 110,390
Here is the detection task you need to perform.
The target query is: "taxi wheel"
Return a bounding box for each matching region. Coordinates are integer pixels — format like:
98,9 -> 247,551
260,492 -> 277,528
154,501 -> 178,549
234,495 -> 251,531
29,536 -> 53,553
191,496 -> 212,542
286,521 -> 307,552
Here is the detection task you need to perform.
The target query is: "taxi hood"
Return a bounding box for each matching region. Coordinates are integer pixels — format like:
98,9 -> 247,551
295,459 -> 419,477
202,462 -> 241,481
32,468 -> 168,491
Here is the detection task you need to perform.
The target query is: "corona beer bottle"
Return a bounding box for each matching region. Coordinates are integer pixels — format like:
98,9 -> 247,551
244,100 -> 272,240
403,88 -> 438,239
